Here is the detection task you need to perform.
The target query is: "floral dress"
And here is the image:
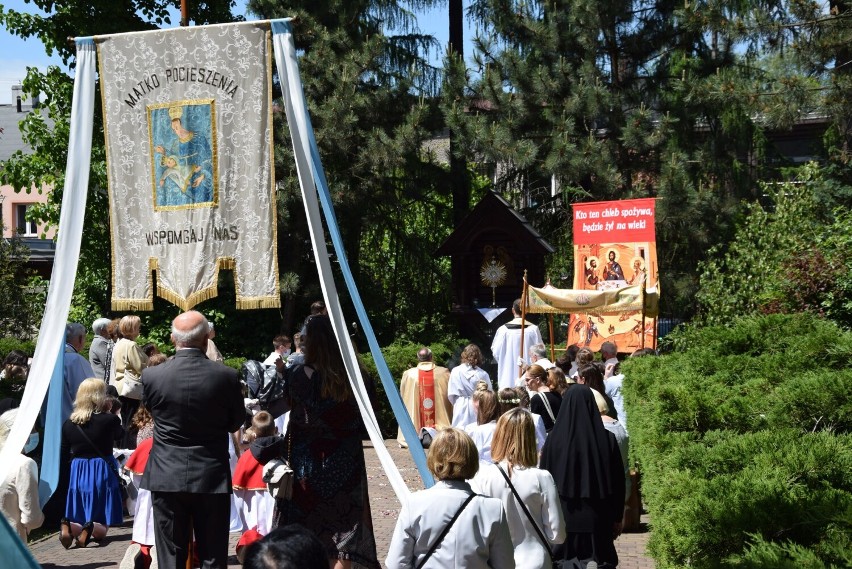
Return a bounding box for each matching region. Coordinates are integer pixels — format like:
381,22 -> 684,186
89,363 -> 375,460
273,364 -> 379,568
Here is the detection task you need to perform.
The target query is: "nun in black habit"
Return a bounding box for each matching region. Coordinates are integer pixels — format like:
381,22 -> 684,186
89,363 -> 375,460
540,385 -> 625,568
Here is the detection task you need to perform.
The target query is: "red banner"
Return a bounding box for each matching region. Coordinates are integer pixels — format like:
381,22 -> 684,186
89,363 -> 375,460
572,198 -> 656,245
568,198 -> 658,352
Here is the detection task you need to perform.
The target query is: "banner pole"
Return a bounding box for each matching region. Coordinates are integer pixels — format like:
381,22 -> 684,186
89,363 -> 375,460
640,279 -> 646,349
548,314 -> 555,362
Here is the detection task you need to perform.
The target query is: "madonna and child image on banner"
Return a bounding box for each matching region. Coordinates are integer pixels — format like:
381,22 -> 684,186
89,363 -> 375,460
149,100 -> 217,209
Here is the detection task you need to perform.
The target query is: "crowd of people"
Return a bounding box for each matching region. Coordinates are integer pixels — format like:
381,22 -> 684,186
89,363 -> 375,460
391,297 -> 653,569
0,296 -> 653,568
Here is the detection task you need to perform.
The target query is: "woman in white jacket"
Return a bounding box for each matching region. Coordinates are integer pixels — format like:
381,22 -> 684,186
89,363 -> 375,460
473,408 -> 565,569
386,428 -> 514,569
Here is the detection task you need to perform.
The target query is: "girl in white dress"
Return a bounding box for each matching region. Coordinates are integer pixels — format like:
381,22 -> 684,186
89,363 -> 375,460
447,344 -> 492,427
474,409 -> 565,569
464,387 -> 500,463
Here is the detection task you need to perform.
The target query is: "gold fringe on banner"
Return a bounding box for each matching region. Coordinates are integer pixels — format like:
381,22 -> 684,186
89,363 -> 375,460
113,257 -> 280,311
156,283 -> 221,312
235,297 -> 281,310
111,299 -> 155,311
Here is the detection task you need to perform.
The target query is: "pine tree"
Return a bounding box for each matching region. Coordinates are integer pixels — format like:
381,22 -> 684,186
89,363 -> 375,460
247,0 -> 458,341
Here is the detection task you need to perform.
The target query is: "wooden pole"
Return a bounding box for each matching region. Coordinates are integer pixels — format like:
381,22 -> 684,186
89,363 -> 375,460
181,0 -> 189,26
640,279 -> 646,349
548,314 -> 555,362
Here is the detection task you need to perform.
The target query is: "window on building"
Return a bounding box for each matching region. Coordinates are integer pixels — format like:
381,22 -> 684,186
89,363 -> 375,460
16,204 -> 37,236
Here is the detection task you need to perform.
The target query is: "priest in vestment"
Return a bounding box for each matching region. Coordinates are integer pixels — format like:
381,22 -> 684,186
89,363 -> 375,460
396,347 -> 452,448
491,298 -> 544,390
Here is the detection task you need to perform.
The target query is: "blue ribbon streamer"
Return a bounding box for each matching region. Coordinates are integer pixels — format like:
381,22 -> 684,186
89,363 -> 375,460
38,342 -> 66,507
271,19 -> 434,487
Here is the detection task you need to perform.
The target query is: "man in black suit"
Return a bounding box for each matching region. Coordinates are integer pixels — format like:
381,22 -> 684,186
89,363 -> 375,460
142,310 -> 245,568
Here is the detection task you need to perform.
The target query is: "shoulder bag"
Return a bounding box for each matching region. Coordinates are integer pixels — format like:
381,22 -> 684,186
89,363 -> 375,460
74,422 -> 136,499
262,432 -> 293,500
415,493 -> 476,569
495,462 -> 558,568
535,392 -> 556,425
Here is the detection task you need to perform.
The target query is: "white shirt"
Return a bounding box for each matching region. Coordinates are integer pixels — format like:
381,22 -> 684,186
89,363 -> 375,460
386,479 -> 515,569
492,319 -> 543,390
447,364 -> 491,428
604,373 -> 626,432
472,462 -> 565,569
530,412 -> 547,453
262,350 -> 281,367
532,357 -> 555,370
465,421 -> 498,464
0,453 -> 44,541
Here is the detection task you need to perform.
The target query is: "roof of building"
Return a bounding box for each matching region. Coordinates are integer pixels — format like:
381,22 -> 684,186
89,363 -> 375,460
0,103 -> 44,163
436,190 -> 555,256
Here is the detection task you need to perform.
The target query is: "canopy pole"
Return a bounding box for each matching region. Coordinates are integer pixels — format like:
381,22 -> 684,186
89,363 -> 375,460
640,279 -> 646,349
181,0 -> 188,26
548,314 -> 555,362
519,271 -> 528,381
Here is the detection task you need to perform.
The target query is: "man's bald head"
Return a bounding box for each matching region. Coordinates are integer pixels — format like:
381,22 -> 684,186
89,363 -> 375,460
417,347 -> 433,362
171,311 -> 210,350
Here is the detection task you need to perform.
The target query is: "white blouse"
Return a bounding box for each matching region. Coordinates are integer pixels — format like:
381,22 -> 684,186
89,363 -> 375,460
472,461 -> 565,569
465,421 -> 498,464
386,479 -> 515,568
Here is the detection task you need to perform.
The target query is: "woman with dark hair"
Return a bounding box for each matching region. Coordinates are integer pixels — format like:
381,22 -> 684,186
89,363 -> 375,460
1,350 -> 30,391
448,344 -> 492,428
577,363 -> 617,421
272,315 -> 379,569
244,524 -> 329,569
540,386 -> 625,569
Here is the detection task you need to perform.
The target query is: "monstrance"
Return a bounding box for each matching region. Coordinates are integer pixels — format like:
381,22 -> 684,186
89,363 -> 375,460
480,257 -> 507,307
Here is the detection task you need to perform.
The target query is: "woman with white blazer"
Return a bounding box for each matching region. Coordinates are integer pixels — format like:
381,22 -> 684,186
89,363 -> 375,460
473,408 -> 566,569
386,428 -> 514,569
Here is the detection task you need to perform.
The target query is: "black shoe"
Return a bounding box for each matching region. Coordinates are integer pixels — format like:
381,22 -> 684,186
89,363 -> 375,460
59,518 -> 73,549
76,521 -> 95,548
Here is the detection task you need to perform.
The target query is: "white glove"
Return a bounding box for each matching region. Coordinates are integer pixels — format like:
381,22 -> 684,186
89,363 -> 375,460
517,356 -> 525,368
244,398 -> 260,414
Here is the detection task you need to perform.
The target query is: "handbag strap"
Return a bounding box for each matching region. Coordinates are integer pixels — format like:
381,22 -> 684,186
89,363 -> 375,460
536,392 -> 556,423
494,462 -> 554,559
415,493 -> 476,569
75,422 -> 123,483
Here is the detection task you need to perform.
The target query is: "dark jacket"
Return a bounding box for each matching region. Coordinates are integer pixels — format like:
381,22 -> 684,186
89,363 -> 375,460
141,348 -> 244,493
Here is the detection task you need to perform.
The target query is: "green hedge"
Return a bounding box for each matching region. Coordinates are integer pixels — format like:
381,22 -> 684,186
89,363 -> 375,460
625,314 -> 852,568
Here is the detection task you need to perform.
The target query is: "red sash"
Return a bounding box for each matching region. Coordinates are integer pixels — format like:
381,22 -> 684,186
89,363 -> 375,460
418,368 -> 436,428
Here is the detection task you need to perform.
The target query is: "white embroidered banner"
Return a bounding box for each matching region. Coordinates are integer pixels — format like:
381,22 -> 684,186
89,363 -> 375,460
97,22 -> 279,310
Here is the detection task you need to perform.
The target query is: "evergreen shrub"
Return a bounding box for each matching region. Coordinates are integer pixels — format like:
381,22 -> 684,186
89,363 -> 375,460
624,313 -> 852,568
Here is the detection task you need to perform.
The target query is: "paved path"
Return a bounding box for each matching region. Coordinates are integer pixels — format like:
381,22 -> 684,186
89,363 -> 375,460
31,440 -> 654,568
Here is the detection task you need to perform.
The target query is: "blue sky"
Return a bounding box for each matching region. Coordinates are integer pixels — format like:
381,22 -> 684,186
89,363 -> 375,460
0,1 -> 476,105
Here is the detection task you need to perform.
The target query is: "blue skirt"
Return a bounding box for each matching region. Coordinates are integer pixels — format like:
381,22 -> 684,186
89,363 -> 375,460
65,457 -> 124,526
